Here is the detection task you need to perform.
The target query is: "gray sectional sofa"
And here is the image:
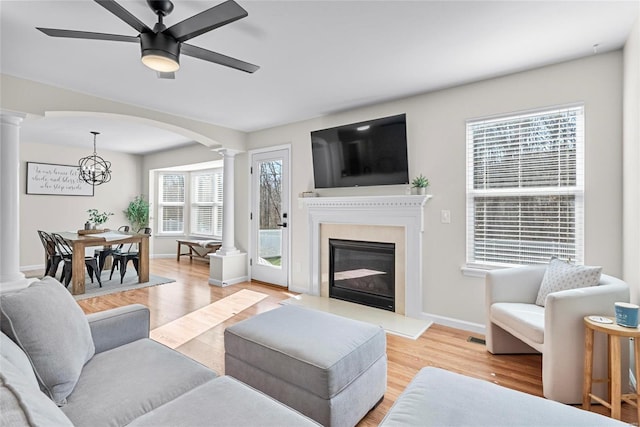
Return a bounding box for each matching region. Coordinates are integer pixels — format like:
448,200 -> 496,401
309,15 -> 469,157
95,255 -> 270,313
0,277 -> 318,427
380,367 -> 627,426
1,277 -> 630,426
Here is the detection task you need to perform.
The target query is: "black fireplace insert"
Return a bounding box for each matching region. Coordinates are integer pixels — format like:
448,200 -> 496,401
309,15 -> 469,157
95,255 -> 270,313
329,238 -> 395,311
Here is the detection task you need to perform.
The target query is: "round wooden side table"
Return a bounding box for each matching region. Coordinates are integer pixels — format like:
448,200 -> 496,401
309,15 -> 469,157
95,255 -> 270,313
582,315 -> 640,421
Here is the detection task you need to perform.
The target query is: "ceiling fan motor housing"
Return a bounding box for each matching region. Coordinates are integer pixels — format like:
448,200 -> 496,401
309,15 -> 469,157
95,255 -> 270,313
140,31 -> 180,71
147,0 -> 174,17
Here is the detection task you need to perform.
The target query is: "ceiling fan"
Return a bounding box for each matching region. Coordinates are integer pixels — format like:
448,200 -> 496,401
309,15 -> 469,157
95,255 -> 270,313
36,0 -> 259,79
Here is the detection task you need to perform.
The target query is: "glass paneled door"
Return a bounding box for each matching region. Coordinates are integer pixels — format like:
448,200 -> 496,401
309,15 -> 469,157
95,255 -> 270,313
250,148 -> 290,287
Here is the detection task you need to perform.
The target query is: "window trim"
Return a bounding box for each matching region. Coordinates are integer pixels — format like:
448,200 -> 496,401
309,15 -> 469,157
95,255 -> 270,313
465,103 -> 585,269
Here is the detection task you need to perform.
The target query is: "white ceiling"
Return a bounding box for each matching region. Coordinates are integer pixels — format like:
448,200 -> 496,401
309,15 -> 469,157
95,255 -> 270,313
1,0 -> 638,154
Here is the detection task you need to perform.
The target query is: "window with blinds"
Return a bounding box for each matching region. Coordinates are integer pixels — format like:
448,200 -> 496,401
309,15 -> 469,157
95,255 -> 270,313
158,173 -> 185,233
466,104 -> 584,267
191,170 -> 223,237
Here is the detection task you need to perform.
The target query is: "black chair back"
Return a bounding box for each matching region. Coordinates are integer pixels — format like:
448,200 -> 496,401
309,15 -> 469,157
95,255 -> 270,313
37,230 -> 55,257
51,233 -> 73,258
38,230 -> 62,277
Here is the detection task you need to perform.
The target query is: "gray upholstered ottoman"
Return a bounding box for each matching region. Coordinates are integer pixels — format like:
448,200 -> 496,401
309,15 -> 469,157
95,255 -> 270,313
224,305 -> 387,427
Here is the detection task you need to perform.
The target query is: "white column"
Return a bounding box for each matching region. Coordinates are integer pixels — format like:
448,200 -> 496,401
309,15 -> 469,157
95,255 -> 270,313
216,148 -> 240,256
209,148 -> 247,287
0,111 -> 30,292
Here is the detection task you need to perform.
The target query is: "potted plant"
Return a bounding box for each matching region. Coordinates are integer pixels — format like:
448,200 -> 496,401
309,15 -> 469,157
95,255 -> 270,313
87,209 -> 113,229
124,195 -> 150,232
411,174 -> 429,195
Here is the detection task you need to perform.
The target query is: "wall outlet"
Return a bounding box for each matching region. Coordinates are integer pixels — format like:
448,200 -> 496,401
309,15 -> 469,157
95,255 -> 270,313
441,210 -> 451,224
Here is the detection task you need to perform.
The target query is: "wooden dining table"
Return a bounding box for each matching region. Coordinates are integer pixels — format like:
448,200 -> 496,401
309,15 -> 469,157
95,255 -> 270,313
54,231 -> 150,295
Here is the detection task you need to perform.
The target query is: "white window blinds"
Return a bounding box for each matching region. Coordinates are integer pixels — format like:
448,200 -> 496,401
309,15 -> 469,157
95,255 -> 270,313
159,173 -> 185,233
466,105 -> 584,267
191,170 -> 223,237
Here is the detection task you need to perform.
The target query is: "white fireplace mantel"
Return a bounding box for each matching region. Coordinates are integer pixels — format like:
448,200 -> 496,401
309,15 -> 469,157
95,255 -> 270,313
303,194 -> 431,318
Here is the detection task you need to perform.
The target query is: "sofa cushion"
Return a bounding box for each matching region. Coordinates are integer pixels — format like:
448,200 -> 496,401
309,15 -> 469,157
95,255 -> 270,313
60,338 -> 217,427
535,257 -> 602,306
491,303 -> 544,345
380,367 -> 626,426
0,278 -> 95,405
128,376 -> 319,426
1,333 -> 38,390
0,357 -> 73,427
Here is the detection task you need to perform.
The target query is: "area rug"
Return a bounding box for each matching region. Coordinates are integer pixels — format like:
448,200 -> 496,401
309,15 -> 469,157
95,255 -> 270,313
282,294 -> 432,340
72,269 -> 175,300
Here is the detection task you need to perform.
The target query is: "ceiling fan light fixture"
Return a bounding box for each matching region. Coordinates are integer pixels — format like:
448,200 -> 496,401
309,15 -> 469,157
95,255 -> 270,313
140,32 -> 180,72
142,52 -> 180,72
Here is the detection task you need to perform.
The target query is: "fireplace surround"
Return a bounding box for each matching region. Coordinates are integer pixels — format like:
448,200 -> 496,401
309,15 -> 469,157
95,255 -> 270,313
304,194 -> 431,318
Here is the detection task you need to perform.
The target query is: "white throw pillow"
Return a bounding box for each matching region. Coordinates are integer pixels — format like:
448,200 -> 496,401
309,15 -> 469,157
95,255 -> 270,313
0,277 -> 95,405
535,257 -> 602,307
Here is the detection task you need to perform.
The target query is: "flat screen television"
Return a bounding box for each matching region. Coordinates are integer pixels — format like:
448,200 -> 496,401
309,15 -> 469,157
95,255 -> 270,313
310,114 -> 409,188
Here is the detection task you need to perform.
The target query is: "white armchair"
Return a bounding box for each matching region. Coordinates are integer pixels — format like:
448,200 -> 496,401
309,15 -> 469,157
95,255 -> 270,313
486,265 -> 630,404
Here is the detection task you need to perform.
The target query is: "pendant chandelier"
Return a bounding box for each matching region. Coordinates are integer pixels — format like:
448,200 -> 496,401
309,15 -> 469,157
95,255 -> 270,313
78,131 -> 112,186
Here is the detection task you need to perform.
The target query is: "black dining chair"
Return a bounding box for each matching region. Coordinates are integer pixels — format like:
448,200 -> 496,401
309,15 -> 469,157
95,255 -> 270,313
37,230 -> 63,278
51,233 -> 102,288
94,225 -> 130,275
109,227 -> 151,284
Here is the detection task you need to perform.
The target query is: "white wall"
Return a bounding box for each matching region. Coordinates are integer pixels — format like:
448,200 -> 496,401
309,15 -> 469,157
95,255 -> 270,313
245,52 -> 624,326
623,16 -> 640,304
19,142 -> 142,269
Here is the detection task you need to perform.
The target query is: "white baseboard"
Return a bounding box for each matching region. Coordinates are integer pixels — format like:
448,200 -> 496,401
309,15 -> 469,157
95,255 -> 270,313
209,276 -> 249,287
420,312 -> 486,334
289,285 -> 314,294
20,264 -> 44,272
150,254 -> 175,259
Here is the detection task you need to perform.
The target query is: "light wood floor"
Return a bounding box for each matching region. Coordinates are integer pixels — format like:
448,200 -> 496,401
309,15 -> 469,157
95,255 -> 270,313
59,259 -> 636,425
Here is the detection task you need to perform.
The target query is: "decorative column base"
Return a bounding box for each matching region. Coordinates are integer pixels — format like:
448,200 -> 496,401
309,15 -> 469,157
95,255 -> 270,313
216,247 -> 241,256
0,276 -> 37,294
208,252 -> 248,287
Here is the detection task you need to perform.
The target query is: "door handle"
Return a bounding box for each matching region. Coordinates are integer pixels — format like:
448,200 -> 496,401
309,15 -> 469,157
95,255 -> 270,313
276,223 -> 288,228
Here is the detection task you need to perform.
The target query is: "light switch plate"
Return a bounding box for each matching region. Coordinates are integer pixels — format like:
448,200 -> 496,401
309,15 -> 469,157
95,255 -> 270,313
441,210 -> 451,224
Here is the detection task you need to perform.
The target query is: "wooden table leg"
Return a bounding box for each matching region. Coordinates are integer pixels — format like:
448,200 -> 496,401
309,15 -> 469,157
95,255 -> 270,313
138,236 -> 149,283
610,335 -> 622,419
635,337 -> 640,423
176,241 -> 181,262
583,326 -> 594,410
71,241 -> 86,295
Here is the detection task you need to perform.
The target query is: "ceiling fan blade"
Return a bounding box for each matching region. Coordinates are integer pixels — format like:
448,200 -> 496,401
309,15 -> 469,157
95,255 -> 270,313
37,27 -> 139,43
164,0 -> 248,43
157,71 -> 175,79
182,43 -> 259,73
94,0 -> 151,34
